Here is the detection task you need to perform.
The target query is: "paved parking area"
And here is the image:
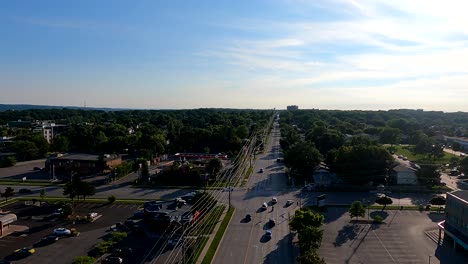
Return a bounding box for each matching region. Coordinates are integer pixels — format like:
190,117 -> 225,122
0,159 -> 48,180
319,208 -> 468,264
0,201 -> 139,264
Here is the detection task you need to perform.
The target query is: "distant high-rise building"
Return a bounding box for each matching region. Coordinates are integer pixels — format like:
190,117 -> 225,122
287,105 -> 299,111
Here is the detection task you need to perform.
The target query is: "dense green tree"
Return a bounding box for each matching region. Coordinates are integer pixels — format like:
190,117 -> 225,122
460,157 -> 468,173
452,142 -> 462,151
430,196 -> 446,211
349,201 -> 366,221
296,249 -> 326,264
330,145 -> 393,184
416,164 -> 441,185
206,158 -> 223,180
10,140 -> 39,161
375,196 -> 393,211
1,187 -> 15,201
0,156 -> 16,167
283,141 -> 322,181
52,135 -> 69,152
379,127 -> 401,146
289,209 -> 325,232
413,135 -> 434,154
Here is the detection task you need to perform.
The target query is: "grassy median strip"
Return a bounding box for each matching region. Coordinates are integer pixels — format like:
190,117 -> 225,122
0,179 -> 64,186
15,196 -> 154,205
201,207 -> 234,264
241,166 -> 253,187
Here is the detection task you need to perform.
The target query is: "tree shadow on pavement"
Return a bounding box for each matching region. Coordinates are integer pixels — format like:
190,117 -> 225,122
369,211 -> 389,220
334,224 -> 370,247
427,211 -> 445,223
263,233 -> 295,264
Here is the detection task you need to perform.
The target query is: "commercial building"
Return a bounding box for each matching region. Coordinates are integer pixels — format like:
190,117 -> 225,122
444,136 -> 468,151
287,105 -> 299,111
438,190 -> 468,251
0,213 -> 17,237
391,164 -> 418,185
49,153 -> 122,177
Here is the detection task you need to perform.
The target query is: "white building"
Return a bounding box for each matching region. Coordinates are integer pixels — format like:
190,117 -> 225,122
392,164 -> 418,185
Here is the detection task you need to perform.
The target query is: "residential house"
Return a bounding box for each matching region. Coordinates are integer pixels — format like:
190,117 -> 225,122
391,164 -> 418,185
312,164 -> 338,187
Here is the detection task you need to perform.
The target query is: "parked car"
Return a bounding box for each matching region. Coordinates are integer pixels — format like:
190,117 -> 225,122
259,168 -> 264,173
18,188 -> 32,194
271,197 -> 277,204
103,257 -> 123,264
268,218 -> 276,227
265,230 -> 272,239
132,211 -> 144,219
286,200 -> 294,206
245,214 -> 252,221
53,228 -> 71,236
52,208 -> 63,216
114,247 -> 133,257
0,260 -> 11,264
88,212 -> 98,219
13,247 -> 35,257
33,167 -> 42,171
403,157 -> 408,160
261,202 -> 268,209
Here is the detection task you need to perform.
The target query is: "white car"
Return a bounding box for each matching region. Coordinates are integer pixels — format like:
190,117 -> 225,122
53,228 -> 71,236
272,197 -> 277,204
262,202 -> 268,209
88,212 -> 98,218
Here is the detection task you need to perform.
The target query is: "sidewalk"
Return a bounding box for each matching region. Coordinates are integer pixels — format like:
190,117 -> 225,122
196,206 -> 232,264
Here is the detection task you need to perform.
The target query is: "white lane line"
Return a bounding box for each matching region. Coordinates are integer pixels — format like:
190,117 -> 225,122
372,229 -> 397,264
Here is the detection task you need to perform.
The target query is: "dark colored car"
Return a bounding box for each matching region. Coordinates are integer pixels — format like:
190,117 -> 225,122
40,235 -> 59,245
268,218 -> 276,227
13,248 -> 35,258
103,257 -> 122,264
33,167 -> 42,171
18,188 -> 32,194
245,214 -> 252,221
114,247 -> 133,257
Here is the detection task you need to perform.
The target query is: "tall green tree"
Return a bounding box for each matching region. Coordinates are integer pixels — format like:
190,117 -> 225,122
416,164 -> 441,185
296,249 -> 326,264
331,145 -> 393,184
1,187 -> 15,201
379,127 -> 401,146
52,135 -> 69,152
289,209 -> 325,232
375,196 -> 393,211
349,201 -> 366,221
283,141 -> 322,181
206,158 -> 223,180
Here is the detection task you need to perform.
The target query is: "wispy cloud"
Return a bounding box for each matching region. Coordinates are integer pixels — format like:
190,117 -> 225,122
200,0 -> 468,111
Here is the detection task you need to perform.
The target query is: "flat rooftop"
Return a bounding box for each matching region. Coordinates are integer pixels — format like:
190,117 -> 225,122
53,154 -> 119,161
450,190 -> 468,203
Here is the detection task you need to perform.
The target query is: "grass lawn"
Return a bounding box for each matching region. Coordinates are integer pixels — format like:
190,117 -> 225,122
201,207 -> 235,264
389,145 -> 458,164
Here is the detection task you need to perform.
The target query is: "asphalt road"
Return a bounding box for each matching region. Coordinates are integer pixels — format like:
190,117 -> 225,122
214,122 -> 296,264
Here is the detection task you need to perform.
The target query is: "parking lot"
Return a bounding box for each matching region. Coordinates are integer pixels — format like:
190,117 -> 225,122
319,208 -> 468,264
0,201 -> 145,264
0,159 -> 48,180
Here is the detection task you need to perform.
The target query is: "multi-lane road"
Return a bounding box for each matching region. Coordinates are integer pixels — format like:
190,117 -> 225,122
214,121 -> 297,264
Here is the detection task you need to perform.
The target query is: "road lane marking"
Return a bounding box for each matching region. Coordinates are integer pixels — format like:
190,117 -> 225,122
243,212 -> 257,264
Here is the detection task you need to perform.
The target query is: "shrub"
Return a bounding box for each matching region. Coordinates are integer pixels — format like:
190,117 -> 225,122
95,241 -> 113,254
109,231 -> 127,243
107,195 -> 116,204
372,215 -> 383,224
73,256 -> 95,264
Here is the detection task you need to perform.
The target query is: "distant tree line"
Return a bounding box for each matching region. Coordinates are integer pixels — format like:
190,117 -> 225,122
0,109 -> 272,162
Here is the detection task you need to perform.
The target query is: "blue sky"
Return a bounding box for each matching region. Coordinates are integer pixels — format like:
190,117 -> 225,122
2,0 -> 468,111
